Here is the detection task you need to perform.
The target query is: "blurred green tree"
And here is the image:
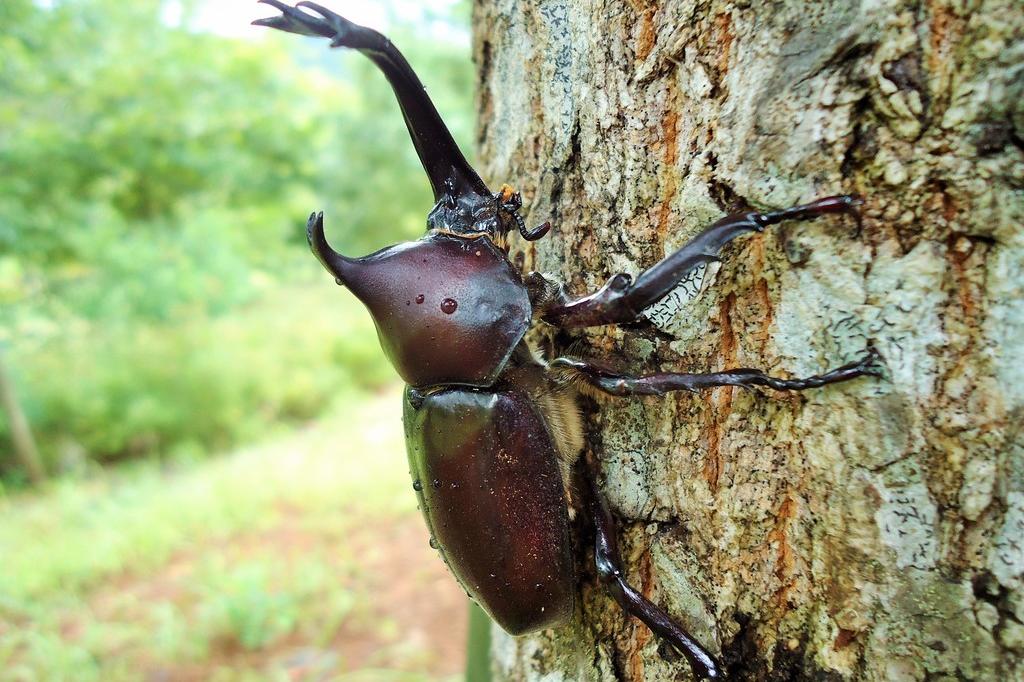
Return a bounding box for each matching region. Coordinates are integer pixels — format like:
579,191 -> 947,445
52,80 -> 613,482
0,0 -> 474,477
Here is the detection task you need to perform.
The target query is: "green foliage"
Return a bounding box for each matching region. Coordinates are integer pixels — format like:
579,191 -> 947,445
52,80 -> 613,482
0,0 -> 474,274
0,0 -> 321,266
0,0 -> 475,478
5,285 -> 389,468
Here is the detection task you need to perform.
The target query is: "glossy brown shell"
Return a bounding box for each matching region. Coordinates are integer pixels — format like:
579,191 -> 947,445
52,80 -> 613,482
403,386 -> 575,634
342,234 -> 531,389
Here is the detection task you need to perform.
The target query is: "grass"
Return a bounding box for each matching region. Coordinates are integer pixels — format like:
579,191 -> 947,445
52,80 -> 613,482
0,388 -> 468,682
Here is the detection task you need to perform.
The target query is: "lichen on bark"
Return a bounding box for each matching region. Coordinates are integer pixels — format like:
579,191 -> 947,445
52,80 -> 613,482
472,0 -> 1023,679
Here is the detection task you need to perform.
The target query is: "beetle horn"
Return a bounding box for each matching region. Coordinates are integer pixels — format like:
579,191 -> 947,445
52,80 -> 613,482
254,1 -> 492,206
305,211 -> 358,285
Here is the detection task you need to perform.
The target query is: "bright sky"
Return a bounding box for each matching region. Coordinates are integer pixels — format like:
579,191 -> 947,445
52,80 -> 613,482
169,0 -> 466,40
31,0 -> 467,43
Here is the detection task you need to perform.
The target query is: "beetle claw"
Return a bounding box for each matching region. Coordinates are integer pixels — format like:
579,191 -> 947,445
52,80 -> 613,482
295,1 -> 359,46
252,0 -> 333,37
295,0 -> 335,16
839,194 -> 865,234
254,0 -> 289,12
858,344 -> 887,379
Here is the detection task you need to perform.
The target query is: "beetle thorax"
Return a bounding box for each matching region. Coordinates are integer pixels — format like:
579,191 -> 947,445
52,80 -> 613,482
339,233 -> 532,389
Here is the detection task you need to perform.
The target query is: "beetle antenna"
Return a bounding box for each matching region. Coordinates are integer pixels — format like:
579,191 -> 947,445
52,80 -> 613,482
496,184 -> 550,241
254,2 -> 492,206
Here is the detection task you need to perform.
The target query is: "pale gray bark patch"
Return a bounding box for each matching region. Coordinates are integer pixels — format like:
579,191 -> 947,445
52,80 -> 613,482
473,0 -> 1024,679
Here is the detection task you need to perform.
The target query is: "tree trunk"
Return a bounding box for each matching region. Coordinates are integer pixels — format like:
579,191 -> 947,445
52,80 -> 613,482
471,1 -> 1023,680
0,348 -> 46,485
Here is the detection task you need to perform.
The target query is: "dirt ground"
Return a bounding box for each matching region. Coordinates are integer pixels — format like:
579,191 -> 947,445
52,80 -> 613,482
77,511 -> 468,681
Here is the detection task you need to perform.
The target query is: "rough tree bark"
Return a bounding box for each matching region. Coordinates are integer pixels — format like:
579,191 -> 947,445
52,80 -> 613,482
471,1 -> 1022,680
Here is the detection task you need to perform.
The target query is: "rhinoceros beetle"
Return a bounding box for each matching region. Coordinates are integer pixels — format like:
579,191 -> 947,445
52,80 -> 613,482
255,3 -> 882,678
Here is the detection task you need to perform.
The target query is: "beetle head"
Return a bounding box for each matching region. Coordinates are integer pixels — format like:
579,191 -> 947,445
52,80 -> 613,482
427,180 -> 550,248
255,2 -> 540,387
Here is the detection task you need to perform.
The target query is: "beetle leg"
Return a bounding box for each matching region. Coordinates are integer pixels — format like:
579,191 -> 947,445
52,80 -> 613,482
582,452 -> 722,679
552,346 -> 883,397
537,195 -> 861,328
